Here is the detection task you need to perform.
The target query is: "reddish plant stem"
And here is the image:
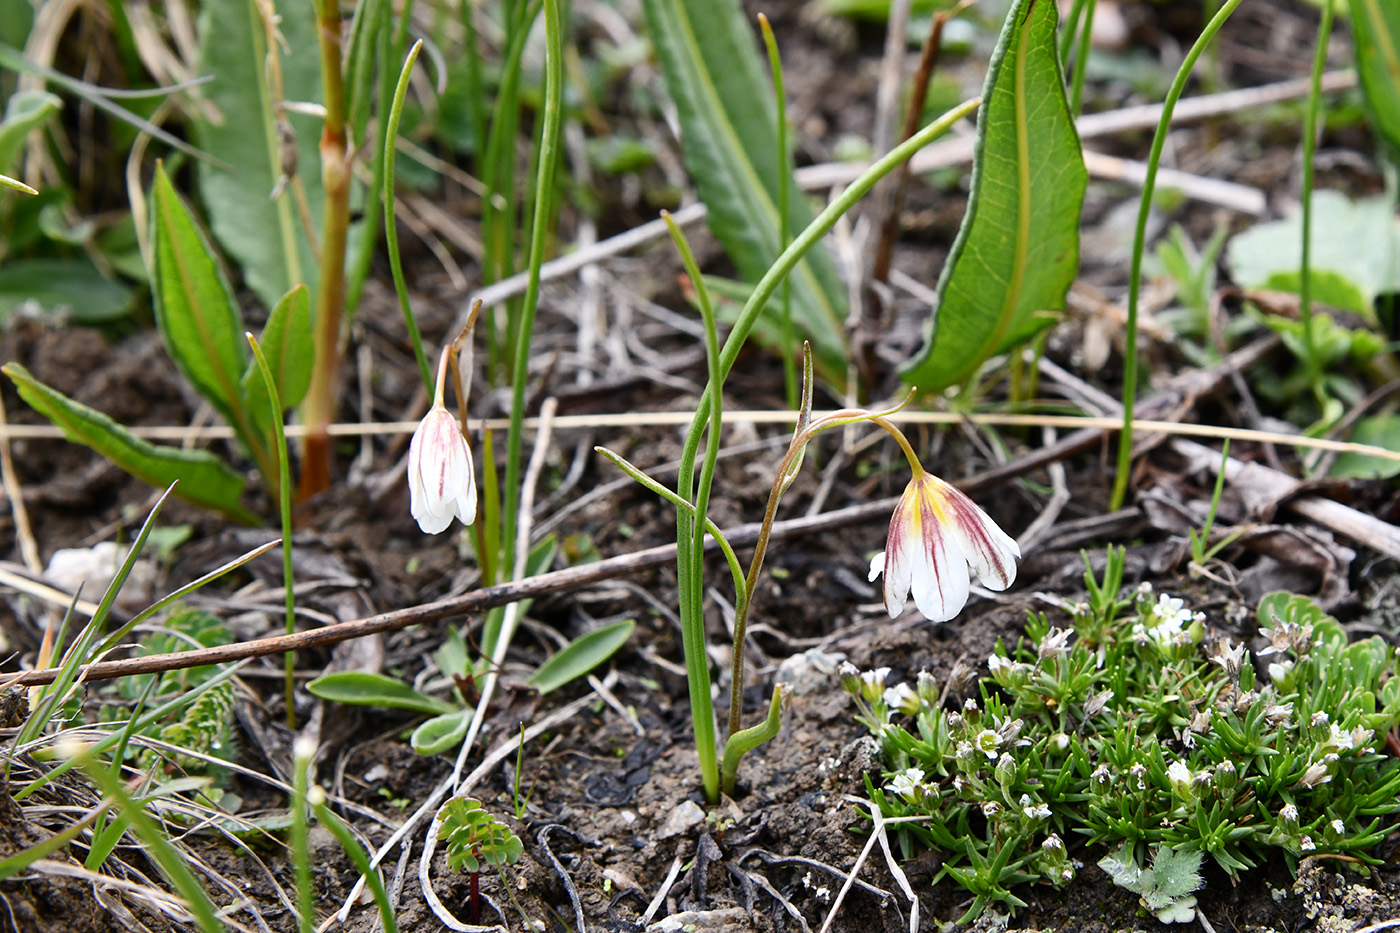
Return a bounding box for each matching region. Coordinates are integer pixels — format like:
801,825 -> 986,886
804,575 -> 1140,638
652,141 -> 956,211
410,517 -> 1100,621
300,0 -> 352,499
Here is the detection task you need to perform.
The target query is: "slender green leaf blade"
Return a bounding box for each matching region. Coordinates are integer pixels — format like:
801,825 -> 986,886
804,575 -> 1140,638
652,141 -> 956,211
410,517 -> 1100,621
640,0 -> 848,384
0,90 -> 60,176
528,619 -> 635,695
150,164 -> 247,421
241,284 -> 312,436
192,0 -> 321,310
1351,0 -> 1400,158
307,672 -> 458,716
2,363 -> 255,522
901,0 -> 1086,390
0,258 -> 134,324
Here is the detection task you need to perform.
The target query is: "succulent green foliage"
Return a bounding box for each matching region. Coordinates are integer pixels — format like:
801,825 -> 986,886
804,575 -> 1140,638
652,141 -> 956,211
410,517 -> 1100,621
152,680 -> 237,773
119,607 -> 232,699
901,0 -> 1087,391
1099,844 -> 1203,924
851,548 -> 1400,923
639,0 -> 849,385
438,797 -> 524,874
1349,0 -> 1400,160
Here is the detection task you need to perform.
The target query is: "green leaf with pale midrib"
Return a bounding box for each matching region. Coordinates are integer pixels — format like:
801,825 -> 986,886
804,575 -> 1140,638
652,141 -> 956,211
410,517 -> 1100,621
241,283 -> 312,447
2,363 -> 255,523
529,619 -> 635,695
901,0 -> 1086,391
1351,0 -> 1400,160
640,0 -> 849,386
150,164 -> 248,427
193,0 -> 322,310
307,672 -> 457,716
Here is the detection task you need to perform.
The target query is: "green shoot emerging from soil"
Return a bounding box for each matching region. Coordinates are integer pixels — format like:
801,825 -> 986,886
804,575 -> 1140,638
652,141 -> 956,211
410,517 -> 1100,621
851,546 -> 1400,924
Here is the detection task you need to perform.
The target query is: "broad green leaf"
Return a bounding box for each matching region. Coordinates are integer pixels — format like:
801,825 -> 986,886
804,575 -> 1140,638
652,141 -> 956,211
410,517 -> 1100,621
0,90 -> 60,176
240,284 -> 312,446
640,0 -> 849,385
411,708 -> 473,756
1331,414 -> 1400,479
307,672 -> 458,716
150,163 -> 248,423
1225,191 -> 1400,318
193,0 -> 322,310
1351,0 -> 1400,159
2,363 -> 256,523
528,619 -> 635,695
901,0 -> 1087,390
0,257 -> 134,324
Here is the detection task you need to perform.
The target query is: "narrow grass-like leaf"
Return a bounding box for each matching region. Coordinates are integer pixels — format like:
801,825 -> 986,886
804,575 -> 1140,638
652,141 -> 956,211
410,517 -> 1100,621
65,747 -> 226,933
901,0 -> 1086,391
1351,0 -> 1400,159
0,798 -> 114,879
312,797 -> 398,933
307,672 -> 458,716
150,164 -> 247,421
528,620 -> 635,695
2,364 -> 255,523
192,0 -> 321,309
18,489 -> 170,748
640,0 -> 849,385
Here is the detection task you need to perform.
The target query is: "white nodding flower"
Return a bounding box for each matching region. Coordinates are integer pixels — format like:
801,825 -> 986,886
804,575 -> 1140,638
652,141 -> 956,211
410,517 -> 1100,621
868,469 -> 1020,622
408,404 -> 477,534
409,346 -> 477,535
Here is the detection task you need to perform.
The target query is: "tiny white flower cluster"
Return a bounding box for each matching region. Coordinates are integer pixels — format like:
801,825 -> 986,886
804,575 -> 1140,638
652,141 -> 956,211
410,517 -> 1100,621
1131,593 -> 1205,649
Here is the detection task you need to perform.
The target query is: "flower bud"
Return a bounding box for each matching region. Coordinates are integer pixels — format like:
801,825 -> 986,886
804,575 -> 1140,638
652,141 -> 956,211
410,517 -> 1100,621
981,801 -> 1002,819
1051,733 -> 1070,755
1090,765 -> 1112,796
839,662 -> 862,696
1279,803 -> 1299,832
1296,760 -> 1333,789
916,670 -> 939,706
1129,763 -> 1147,791
1324,818 -> 1345,845
995,753 -> 1017,789
946,712 -> 967,737
1167,760 -> 1194,801
1215,760 -> 1238,797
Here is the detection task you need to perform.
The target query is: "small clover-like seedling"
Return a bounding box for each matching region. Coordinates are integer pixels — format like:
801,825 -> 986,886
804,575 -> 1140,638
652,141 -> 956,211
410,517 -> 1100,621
438,797 -> 523,926
439,797 -> 524,874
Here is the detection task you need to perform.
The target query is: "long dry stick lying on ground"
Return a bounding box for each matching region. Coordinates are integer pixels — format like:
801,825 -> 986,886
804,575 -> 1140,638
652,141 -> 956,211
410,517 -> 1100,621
1,335 -> 1297,688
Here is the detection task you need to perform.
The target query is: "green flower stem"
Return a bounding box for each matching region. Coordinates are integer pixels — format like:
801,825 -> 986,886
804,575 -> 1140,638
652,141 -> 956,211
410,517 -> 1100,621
720,683 -> 789,797
593,448 -> 747,611
1058,0 -> 1087,63
664,212 -> 726,804
1109,0 -> 1246,512
383,41 -> 434,398
490,0 -> 562,655
301,0 -> 353,499
292,743 -> 314,933
1069,0 -> 1097,114
673,99 -> 978,800
1300,0 -> 1336,405
246,333 -> 297,728
725,396 -> 915,740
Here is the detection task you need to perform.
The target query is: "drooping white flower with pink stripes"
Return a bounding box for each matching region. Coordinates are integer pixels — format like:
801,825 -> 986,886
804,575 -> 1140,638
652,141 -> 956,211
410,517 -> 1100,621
868,470 -> 1020,622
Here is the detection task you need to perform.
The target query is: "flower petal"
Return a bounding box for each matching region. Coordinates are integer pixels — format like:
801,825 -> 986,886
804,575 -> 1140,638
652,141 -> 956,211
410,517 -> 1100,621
908,494 -> 969,622
878,483 -> 921,617
937,480 -> 1020,591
